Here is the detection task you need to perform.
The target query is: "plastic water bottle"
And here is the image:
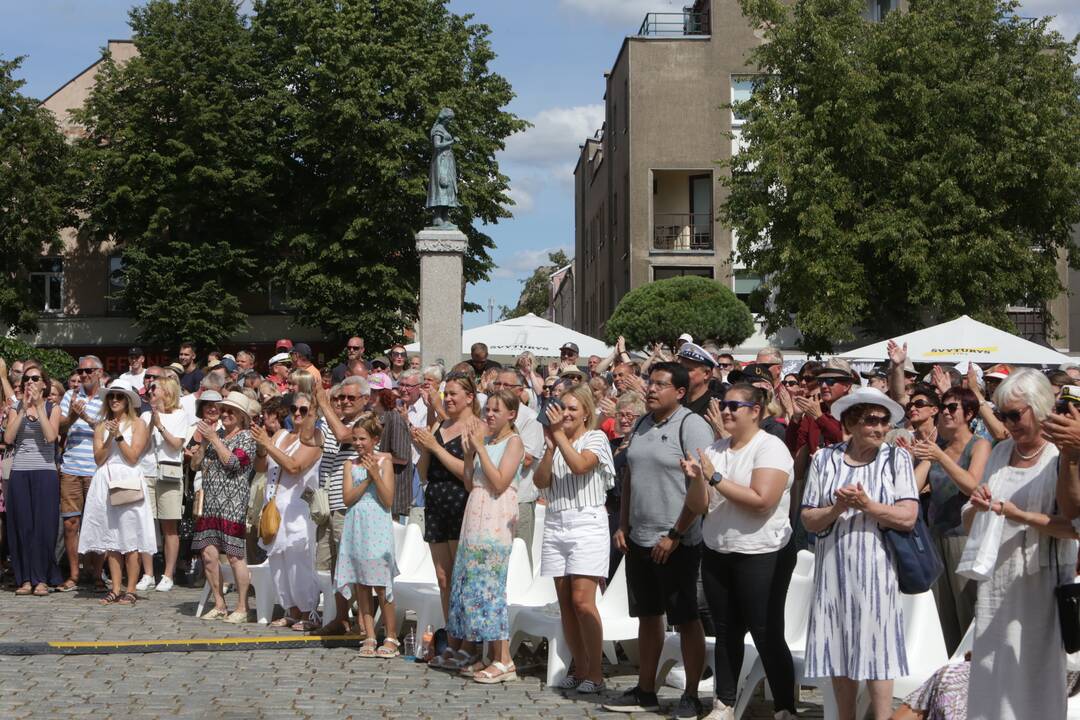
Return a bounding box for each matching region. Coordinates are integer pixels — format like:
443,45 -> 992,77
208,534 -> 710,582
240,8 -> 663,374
420,624 -> 434,662
403,628 -> 417,661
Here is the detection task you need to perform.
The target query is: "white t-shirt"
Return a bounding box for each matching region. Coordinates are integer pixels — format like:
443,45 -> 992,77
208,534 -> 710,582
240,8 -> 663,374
138,409 -> 191,477
119,369 -> 145,388
701,429 -> 794,554
514,403 -> 546,504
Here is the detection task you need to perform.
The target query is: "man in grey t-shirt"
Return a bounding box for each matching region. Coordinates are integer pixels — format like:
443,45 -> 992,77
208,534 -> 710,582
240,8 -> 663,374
606,362 -> 712,717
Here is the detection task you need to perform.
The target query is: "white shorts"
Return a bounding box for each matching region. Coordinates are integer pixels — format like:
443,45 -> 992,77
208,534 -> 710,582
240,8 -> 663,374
540,505 -> 610,578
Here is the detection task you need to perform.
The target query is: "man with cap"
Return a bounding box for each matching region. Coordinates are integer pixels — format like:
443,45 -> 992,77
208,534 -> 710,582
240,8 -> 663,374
119,347 -> 147,389
268,352 -> 291,393
860,364 -> 889,393
275,338 -> 293,353
330,336 -> 365,385
559,341 -> 582,371
289,342 -> 322,386
785,358 -> 855,457
677,342 -> 722,418
468,342 -> 501,378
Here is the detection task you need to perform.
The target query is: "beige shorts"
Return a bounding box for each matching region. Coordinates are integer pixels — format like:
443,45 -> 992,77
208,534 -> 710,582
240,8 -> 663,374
145,473 -> 183,521
316,509 -> 347,574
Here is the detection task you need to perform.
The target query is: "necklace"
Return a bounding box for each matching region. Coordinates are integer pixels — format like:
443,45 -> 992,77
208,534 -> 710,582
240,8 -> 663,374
1014,441 -> 1048,461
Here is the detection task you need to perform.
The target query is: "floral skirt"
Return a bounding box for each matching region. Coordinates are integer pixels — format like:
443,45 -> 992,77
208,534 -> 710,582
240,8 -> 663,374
446,484 -> 517,642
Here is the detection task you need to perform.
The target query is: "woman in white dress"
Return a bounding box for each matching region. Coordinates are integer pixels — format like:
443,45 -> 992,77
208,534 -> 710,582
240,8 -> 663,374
801,387 -> 918,720
252,391 -> 323,630
78,382 -> 155,606
963,368 -> 1079,720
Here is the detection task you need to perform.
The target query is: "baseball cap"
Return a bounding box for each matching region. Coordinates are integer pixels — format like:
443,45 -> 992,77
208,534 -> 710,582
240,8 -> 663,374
985,364 -> 1011,380
275,338 -> 293,351
560,342 -> 580,354
728,363 -> 772,384
367,372 -> 393,391
860,364 -> 888,380
371,355 -> 390,370
128,346 -> 144,356
291,342 -> 313,360
220,357 -> 237,373
678,333 -> 693,343
269,352 -> 291,367
677,342 -> 716,369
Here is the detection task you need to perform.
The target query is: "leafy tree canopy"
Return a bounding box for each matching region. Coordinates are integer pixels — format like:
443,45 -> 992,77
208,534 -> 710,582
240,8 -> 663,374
724,0 -> 1080,353
0,337 -> 76,382
252,0 -> 527,349
499,249 -> 571,320
0,56 -> 74,334
605,276 -> 755,349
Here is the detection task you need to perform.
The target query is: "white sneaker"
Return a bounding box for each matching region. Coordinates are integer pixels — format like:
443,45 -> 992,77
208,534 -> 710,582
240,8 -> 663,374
703,700 -> 735,720
154,576 -> 174,592
774,712 -> 797,720
135,574 -> 156,591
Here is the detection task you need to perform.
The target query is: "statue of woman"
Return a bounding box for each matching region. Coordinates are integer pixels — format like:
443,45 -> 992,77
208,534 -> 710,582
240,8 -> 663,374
426,107 -> 459,227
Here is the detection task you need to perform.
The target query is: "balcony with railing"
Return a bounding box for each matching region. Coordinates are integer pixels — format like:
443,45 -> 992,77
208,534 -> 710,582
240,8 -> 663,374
653,213 -> 713,251
637,11 -> 710,37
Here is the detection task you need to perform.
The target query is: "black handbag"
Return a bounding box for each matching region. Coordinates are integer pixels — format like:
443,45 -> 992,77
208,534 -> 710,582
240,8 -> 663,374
1053,539 -> 1080,652
882,446 -> 944,594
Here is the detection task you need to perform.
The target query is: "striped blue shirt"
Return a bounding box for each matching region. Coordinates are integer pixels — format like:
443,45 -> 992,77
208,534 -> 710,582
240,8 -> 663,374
59,388 -> 104,477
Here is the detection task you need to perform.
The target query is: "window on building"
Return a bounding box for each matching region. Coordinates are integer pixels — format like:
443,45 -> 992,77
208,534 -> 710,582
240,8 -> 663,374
268,280 -> 291,313
733,269 -> 765,313
652,265 -> 714,281
30,258 -> 64,314
107,254 -> 127,314
865,0 -> 895,21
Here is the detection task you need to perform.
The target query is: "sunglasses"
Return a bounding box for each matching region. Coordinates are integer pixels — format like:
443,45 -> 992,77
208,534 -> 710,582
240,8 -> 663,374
144,374 -> 159,381
818,378 -> 849,387
340,394 -> 361,402
906,400 -> 937,410
399,383 -> 421,389
781,380 -> 799,387
390,351 -> 406,357
861,414 -> 892,427
346,345 -> 363,351
76,368 -> 97,375
718,400 -> 756,412
560,350 -> 576,356
24,375 -> 43,383
940,402 -> 961,414
717,363 -> 734,369
994,407 -> 1029,424
290,405 -> 311,416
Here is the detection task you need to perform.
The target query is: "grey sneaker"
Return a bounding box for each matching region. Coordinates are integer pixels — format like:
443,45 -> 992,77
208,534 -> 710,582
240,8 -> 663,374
672,693 -> 705,719
602,686 -> 661,713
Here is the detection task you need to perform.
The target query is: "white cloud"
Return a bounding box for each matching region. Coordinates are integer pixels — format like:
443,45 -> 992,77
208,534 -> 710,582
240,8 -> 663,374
503,104 -> 605,168
491,246 -> 572,280
1019,0 -> 1080,40
557,0 -> 682,26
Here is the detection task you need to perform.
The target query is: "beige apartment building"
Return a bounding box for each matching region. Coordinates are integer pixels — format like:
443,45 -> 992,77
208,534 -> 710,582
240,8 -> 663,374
572,0 -> 1077,352
26,40 -> 326,372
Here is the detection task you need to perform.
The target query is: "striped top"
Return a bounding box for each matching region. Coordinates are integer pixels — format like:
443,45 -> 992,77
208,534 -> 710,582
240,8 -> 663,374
10,401 -> 57,472
318,419 -> 347,512
59,388 -> 104,477
542,430 -> 615,512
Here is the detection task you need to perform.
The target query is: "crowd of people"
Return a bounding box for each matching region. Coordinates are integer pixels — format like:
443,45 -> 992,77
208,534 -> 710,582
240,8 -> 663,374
2,333 -> 1080,720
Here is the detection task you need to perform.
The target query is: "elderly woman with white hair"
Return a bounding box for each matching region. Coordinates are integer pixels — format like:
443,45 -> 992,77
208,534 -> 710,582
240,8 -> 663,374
963,368 -> 1079,720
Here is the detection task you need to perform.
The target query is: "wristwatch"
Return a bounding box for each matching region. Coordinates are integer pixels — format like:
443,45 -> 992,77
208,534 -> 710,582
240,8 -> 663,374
667,527 -> 683,541
709,472 -> 723,488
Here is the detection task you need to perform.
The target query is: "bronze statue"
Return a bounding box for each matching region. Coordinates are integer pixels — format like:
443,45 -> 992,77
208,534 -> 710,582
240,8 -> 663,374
426,107 -> 459,227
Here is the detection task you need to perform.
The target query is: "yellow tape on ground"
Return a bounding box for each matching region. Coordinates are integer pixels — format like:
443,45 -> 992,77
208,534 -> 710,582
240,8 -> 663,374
49,635 -> 346,649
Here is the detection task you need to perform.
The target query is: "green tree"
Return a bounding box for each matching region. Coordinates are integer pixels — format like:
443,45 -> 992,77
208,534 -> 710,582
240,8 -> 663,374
0,56 -> 74,334
500,249 -> 570,319
723,0 -> 1080,353
251,0 -> 527,350
74,0 -> 278,349
605,276 -> 755,349
0,338 -> 76,382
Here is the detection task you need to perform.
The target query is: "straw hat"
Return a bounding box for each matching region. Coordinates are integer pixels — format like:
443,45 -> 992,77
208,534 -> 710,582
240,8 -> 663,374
103,380 -> 142,409
218,391 -> 252,421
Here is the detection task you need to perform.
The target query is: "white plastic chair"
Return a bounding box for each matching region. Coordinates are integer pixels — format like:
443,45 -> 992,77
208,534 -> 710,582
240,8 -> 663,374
509,559 -> 638,687
393,522 -> 428,580
196,560 -> 278,624
392,521 -> 407,561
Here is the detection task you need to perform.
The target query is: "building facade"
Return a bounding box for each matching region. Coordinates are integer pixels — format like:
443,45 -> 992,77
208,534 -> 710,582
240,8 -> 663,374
547,263 -> 575,328
25,40 -> 328,371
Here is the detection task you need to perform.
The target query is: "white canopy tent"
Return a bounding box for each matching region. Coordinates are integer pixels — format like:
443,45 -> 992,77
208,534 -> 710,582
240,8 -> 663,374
404,313 -> 612,361
837,315 -> 1075,366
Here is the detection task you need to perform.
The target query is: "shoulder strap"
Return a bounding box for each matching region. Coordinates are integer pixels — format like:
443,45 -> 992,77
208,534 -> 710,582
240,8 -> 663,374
678,412 -> 690,458
621,415 -> 650,456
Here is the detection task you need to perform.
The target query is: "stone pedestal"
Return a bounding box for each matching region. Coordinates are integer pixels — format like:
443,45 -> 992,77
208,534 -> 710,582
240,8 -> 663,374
416,227 -> 467,369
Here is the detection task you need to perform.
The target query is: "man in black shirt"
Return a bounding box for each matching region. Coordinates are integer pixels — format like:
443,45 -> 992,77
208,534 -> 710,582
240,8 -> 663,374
677,342 -> 722,417
177,341 -> 203,394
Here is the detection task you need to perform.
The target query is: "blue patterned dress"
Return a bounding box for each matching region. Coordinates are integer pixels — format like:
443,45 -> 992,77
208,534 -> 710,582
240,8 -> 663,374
802,443 -> 919,680
447,436 -> 521,642
335,457 -> 397,600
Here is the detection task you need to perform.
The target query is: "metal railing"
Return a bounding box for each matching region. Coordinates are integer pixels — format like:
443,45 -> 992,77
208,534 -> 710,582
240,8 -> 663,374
638,12 -> 710,37
653,213 -> 713,251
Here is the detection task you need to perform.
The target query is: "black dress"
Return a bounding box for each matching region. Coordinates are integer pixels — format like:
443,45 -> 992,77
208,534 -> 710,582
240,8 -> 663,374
423,428 -> 469,543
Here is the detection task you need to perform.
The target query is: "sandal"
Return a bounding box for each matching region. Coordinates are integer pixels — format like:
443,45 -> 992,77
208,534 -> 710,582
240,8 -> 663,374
32,584 -> 50,597
358,639 -> 378,658
99,591 -> 121,605
427,648 -> 458,669
473,662 -> 518,684
56,579 -> 78,593
116,592 -> 137,606
448,650 -> 480,672
375,637 -> 401,658
14,584 -> 32,597
554,674 -> 581,690
459,658 -> 486,678
269,616 -> 298,628
291,611 -> 322,632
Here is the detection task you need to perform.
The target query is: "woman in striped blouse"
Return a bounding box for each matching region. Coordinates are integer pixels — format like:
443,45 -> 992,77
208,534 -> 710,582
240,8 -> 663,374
534,382 -> 616,695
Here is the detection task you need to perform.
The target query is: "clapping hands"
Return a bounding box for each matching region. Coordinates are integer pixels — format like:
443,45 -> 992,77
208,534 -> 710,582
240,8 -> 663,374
835,482 -> 871,512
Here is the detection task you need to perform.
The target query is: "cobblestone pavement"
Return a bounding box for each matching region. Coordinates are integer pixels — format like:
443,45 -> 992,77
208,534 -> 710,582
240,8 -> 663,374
0,584 -> 826,719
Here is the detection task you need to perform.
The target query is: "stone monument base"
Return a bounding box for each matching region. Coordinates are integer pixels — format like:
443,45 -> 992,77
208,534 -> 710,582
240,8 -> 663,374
416,227 -> 467,369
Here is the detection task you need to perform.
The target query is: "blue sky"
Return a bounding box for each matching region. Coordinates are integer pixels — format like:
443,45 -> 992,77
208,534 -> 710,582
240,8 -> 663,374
2,0 -> 1077,331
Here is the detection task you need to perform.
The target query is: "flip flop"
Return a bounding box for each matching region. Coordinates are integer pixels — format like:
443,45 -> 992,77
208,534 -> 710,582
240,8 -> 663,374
14,586 -> 32,596
55,579 -> 78,593
32,585 -> 50,597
